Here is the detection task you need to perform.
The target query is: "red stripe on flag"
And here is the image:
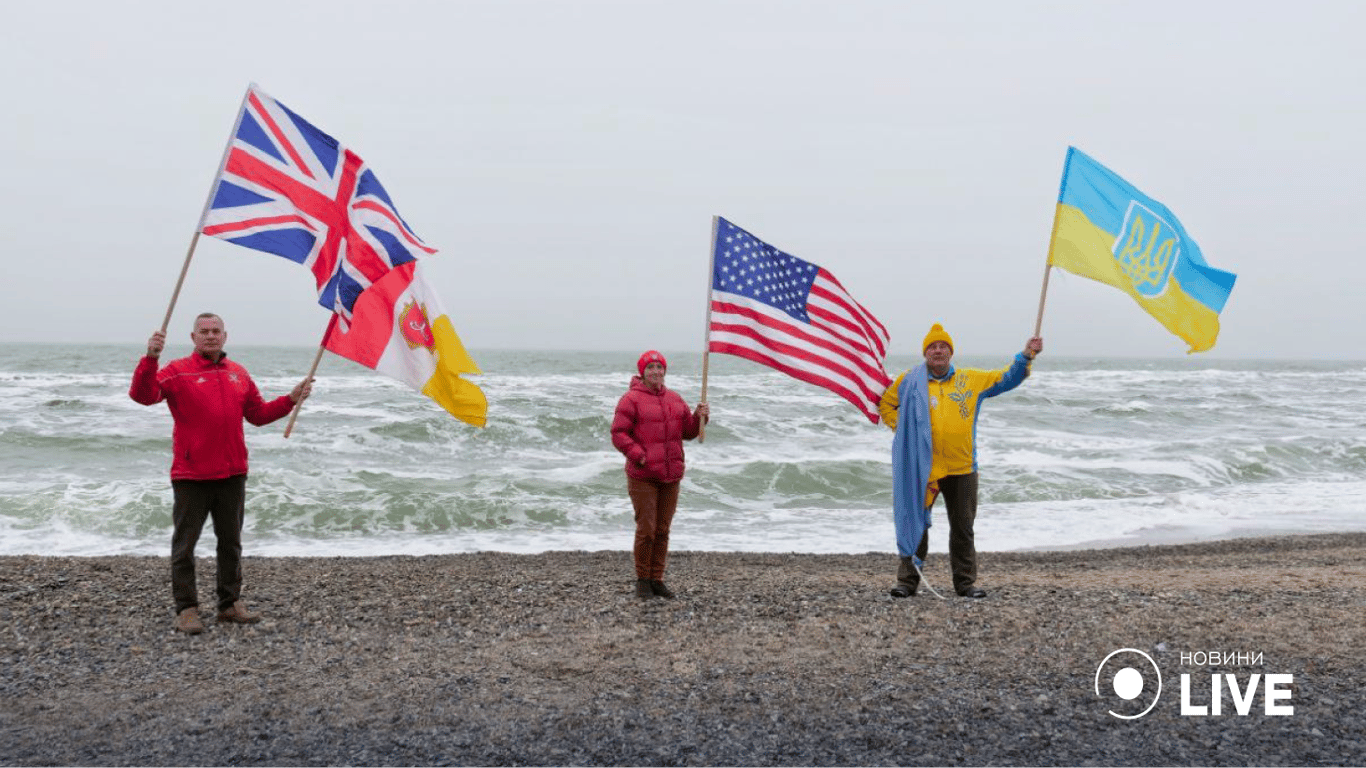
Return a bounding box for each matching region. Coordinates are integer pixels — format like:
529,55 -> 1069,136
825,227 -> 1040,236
223,147 -> 342,285
708,319 -> 885,410
711,299 -> 891,387
202,215 -> 316,236
707,340 -> 880,423
248,91 -> 317,181
807,303 -> 876,356
328,150 -> 392,287
808,271 -> 885,358
816,270 -> 889,340
352,200 -> 438,255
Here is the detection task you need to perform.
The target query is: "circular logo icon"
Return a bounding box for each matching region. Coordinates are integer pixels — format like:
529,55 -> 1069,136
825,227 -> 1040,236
1095,648 -> 1162,719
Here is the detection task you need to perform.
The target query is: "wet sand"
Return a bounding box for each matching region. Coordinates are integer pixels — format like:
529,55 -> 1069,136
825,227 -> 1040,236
3,533 -> 1365,765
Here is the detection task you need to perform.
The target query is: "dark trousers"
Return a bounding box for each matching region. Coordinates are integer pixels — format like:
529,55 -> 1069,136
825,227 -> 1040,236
171,475 -> 247,613
897,472 -> 979,594
628,476 -> 680,580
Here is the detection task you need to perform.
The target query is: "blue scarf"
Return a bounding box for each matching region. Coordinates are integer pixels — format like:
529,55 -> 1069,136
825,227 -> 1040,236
891,363 -> 936,562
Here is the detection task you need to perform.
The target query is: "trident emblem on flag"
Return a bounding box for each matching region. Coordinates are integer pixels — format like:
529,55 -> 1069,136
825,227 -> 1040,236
1114,201 -> 1180,297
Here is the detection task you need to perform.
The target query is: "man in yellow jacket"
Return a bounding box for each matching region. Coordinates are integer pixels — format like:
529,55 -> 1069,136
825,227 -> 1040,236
880,323 -> 1043,598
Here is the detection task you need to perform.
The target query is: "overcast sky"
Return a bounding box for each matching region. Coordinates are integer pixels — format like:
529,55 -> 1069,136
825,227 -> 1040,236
3,1 -> 1362,360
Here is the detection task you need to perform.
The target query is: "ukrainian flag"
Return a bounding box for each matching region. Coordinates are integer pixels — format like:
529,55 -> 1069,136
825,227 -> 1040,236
1048,147 -> 1237,353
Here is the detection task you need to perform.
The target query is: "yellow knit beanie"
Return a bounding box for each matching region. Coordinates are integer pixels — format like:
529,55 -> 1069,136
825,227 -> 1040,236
922,323 -> 954,353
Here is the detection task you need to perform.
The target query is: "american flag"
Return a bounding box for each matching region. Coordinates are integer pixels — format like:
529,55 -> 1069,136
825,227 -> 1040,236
708,217 -> 892,423
199,85 -> 436,327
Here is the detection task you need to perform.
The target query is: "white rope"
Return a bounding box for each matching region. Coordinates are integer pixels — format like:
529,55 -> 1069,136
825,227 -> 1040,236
910,560 -> 949,600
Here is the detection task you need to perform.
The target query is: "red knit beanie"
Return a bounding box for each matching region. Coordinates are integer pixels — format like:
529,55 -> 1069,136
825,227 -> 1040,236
637,350 -> 667,376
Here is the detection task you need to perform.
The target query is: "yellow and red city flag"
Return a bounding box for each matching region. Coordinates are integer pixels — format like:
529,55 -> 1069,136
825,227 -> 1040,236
323,261 -> 486,427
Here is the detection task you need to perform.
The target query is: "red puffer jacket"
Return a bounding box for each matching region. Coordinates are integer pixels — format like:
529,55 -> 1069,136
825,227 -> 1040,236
611,376 -> 701,483
130,353 -> 295,481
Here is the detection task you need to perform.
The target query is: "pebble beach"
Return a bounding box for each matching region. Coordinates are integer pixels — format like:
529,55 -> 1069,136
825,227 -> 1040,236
3,533 -> 1365,766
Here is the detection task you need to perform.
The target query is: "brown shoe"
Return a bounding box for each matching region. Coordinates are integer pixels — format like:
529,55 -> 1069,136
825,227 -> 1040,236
650,580 -> 676,599
216,600 -> 261,624
175,607 -> 205,635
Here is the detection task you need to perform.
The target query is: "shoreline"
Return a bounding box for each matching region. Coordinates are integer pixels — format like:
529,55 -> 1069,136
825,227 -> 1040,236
1017,524 -> 1336,552
4,532 -> 1365,765
13,520 -> 1366,561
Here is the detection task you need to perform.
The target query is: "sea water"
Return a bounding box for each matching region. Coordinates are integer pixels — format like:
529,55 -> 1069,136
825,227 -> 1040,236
2,344 -> 1363,557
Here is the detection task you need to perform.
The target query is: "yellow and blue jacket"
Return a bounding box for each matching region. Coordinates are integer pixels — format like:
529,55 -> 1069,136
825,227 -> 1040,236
880,353 -> 1032,483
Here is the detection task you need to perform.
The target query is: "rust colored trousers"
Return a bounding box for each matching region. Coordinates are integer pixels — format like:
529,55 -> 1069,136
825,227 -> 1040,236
627,476 -> 680,580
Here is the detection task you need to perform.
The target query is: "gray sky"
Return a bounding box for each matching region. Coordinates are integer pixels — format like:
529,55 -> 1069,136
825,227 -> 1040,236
3,1 -> 1362,360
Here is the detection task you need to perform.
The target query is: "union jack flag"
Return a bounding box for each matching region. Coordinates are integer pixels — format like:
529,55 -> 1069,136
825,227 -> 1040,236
708,217 -> 891,423
199,85 -> 436,326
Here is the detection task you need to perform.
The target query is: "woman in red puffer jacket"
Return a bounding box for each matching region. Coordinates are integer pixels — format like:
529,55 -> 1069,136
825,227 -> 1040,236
611,350 -> 709,600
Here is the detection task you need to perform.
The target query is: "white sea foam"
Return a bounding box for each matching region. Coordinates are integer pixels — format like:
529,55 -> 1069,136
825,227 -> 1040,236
2,345 -> 1364,557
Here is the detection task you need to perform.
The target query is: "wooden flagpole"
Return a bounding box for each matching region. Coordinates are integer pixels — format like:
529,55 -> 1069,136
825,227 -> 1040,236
159,84 -> 255,335
1033,204 -> 1066,338
698,215 -> 719,443
283,316 -> 334,438
1033,262 -> 1053,338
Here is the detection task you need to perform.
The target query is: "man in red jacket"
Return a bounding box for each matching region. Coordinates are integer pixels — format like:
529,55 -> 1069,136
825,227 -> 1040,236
130,313 -> 312,634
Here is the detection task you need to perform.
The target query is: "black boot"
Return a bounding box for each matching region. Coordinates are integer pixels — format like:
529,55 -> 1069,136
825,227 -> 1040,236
889,556 -> 919,598
650,579 -> 676,599
635,578 -> 655,599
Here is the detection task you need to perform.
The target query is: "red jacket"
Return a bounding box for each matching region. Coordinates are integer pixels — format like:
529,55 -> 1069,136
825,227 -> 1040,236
129,353 -> 295,481
611,376 -> 701,483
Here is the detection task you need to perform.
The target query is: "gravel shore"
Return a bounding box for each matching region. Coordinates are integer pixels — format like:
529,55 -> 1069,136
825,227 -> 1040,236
3,533 -> 1365,766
